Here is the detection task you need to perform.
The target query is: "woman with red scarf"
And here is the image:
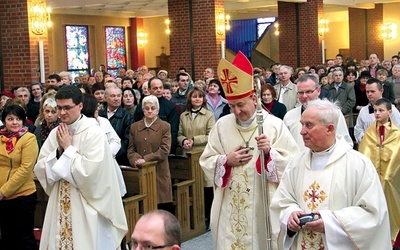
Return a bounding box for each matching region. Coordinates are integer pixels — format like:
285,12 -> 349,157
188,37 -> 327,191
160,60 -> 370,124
0,105 -> 39,249
261,83 -> 287,120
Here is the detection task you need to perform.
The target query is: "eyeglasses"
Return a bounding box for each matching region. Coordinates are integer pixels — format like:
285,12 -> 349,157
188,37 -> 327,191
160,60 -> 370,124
18,94 -> 28,98
297,88 -> 318,96
129,242 -> 174,250
56,105 -> 77,111
143,106 -> 157,111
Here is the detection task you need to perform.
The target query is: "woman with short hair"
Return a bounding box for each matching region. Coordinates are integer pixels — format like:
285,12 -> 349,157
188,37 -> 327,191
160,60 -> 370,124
261,83 -> 287,120
206,79 -> 228,121
0,105 -> 39,249
127,95 -> 173,213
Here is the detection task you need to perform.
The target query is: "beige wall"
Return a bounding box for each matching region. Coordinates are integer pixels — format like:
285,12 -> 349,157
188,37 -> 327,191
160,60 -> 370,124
48,14 -> 130,73
255,28 -> 279,62
323,4 -> 400,61
323,11 -> 349,60
383,3 -> 400,59
143,17 -> 170,69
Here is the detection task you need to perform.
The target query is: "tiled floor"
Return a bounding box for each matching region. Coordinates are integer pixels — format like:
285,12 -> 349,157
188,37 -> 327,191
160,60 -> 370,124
181,231 -> 213,250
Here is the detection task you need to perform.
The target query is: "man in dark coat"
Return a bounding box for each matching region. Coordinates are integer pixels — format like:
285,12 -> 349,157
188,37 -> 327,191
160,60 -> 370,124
99,86 -> 134,166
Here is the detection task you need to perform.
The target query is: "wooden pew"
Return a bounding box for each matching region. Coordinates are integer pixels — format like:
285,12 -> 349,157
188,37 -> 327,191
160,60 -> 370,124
168,150 -> 206,241
121,161 -> 158,243
34,161 -> 158,245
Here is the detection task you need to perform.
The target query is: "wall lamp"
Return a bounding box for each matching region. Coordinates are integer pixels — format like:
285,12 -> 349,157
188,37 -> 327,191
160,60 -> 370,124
318,19 -> 329,36
30,1 -> 52,35
137,31 -> 148,47
381,23 -> 397,40
165,19 -> 171,35
274,22 -> 279,36
217,13 -> 231,35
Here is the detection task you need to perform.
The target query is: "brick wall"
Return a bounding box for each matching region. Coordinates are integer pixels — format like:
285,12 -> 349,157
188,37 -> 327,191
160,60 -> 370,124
349,4 -> 383,61
367,4 -> 384,60
168,0 -> 223,81
0,0 -> 49,90
278,0 -> 323,68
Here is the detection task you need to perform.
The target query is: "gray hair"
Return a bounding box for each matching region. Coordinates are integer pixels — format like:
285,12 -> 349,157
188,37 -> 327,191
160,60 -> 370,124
133,89 -> 141,101
393,64 -> 400,70
104,86 -> 122,96
59,71 -> 73,81
280,65 -> 294,74
142,81 -> 149,90
16,87 -> 30,98
297,74 -> 319,88
142,95 -> 159,110
43,98 -> 57,110
305,99 -> 340,132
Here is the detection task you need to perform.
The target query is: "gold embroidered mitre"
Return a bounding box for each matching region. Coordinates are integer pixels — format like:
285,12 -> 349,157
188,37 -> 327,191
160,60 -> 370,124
217,51 -> 254,101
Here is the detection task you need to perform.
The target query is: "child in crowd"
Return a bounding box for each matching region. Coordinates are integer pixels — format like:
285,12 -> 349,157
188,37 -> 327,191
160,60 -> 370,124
358,98 -> 400,248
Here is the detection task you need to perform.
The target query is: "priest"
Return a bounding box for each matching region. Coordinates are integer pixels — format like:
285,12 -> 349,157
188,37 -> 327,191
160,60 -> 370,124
34,86 -> 127,250
270,99 -> 391,249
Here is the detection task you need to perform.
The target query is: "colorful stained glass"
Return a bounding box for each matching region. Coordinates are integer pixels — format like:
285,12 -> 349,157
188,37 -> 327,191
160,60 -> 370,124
105,27 -> 127,77
65,25 -> 89,74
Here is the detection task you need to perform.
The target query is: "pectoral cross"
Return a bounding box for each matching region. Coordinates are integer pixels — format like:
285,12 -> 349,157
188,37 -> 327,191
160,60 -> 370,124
241,141 -> 254,150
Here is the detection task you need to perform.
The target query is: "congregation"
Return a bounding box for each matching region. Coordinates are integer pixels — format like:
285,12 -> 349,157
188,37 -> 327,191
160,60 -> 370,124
0,50 -> 399,250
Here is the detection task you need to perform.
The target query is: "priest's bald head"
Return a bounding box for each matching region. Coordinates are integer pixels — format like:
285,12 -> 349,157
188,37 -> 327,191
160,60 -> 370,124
131,210 -> 181,250
300,99 -> 340,152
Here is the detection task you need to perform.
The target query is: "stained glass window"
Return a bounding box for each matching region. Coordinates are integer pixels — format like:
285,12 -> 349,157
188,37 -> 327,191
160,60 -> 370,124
105,27 -> 127,77
65,25 -> 90,79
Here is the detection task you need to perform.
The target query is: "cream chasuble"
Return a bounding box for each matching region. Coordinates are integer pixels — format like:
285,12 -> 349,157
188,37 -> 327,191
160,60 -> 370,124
200,111 -> 299,249
271,137 -> 392,250
35,115 -> 128,250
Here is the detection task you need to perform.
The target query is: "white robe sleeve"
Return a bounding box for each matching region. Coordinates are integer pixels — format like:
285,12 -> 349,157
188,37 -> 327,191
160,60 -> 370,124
280,207 -> 303,250
354,110 -> 366,143
320,210 -> 354,249
49,145 -> 78,188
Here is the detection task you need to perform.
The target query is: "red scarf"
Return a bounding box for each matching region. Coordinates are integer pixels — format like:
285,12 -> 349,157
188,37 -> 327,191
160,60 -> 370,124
0,127 -> 28,153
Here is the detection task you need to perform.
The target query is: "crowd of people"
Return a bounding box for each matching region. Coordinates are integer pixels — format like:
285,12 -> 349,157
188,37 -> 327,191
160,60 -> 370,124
0,51 -> 398,249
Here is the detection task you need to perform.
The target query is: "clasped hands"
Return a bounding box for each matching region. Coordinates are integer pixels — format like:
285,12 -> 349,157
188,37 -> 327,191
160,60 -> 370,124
134,159 -> 146,167
287,211 -> 325,234
226,134 -> 271,167
56,123 -> 72,152
182,138 -> 193,149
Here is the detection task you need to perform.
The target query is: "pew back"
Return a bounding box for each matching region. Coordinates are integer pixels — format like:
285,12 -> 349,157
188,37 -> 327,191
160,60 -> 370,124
168,151 -> 206,241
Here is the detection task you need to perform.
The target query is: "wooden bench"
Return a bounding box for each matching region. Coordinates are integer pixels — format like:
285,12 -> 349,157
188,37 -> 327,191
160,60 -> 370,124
168,150 -> 206,241
121,161 -> 158,243
34,161 -> 158,245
